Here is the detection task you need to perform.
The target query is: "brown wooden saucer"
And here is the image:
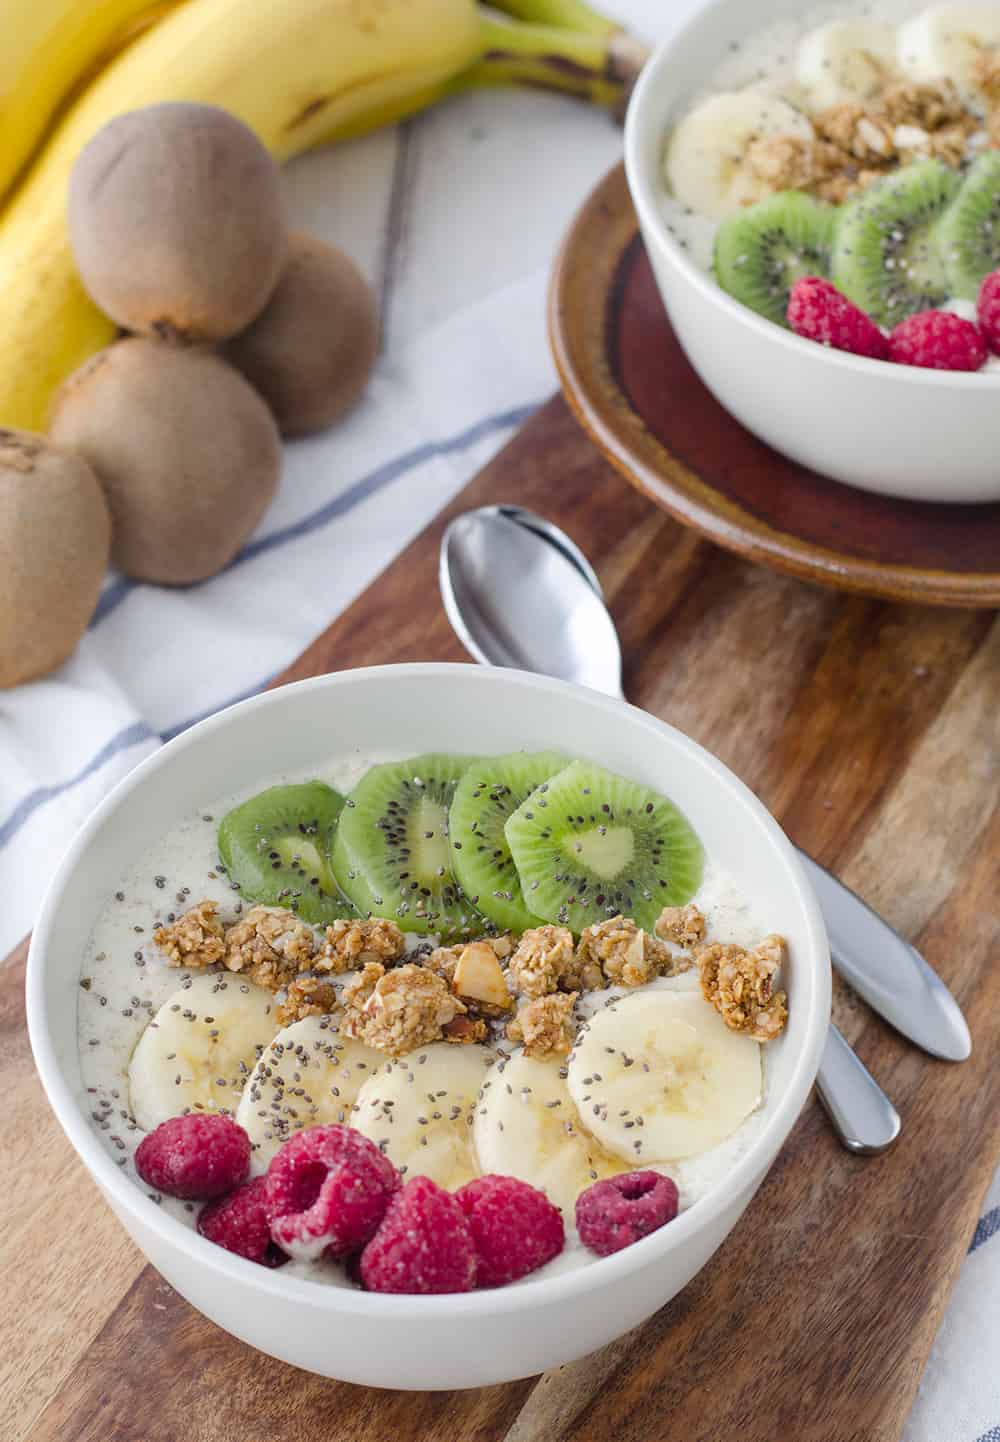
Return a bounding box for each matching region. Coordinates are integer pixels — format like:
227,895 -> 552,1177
549,162 -> 1000,608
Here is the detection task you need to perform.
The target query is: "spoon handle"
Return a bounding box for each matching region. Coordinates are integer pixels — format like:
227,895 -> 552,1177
815,1024 -> 901,1155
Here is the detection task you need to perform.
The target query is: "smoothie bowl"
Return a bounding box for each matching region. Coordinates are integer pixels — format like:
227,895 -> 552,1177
27,665 -> 829,1389
624,0 -> 1000,503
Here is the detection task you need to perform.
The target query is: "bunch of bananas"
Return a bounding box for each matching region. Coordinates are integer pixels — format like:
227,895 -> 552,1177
0,0 -> 646,431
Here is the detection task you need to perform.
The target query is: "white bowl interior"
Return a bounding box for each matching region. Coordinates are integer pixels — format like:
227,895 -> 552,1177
28,665 -> 829,1378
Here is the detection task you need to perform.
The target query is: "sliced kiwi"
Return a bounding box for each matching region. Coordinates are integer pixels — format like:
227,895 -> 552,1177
713,191 -> 837,327
831,160 -> 960,326
331,753 -> 486,940
938,152 -> 1000,301
504,760 -> 704,935
448,750 -> 569,934
217,781 -> 355,924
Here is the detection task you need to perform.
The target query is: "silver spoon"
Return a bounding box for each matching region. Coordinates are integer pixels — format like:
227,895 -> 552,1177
440,506 -> 915,1154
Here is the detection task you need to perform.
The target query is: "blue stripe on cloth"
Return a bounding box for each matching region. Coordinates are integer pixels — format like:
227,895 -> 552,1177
88,401 -> 538,629
970,1206 -> 1000,1254
0,721 -> 157,849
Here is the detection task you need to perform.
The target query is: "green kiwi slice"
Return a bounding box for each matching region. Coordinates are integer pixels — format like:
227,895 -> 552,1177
504,760 -> 704,935
831,160 -> 960,325
714,191 -> 837,327
330,753 -> 486,940
217,781 -> 355,924
938,152 -> 1000,300
448,750 -> 569,934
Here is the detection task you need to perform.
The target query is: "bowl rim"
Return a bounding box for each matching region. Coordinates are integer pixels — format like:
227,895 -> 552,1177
27,663 -> 830,1318
623,1 -> 1000,390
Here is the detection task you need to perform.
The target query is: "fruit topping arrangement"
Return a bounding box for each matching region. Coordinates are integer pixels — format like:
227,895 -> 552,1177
663,4 -> 1000,369
99,751 -> 790,1293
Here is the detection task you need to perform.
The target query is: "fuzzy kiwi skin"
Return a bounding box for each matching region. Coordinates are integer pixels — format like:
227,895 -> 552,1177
49,340 -> 280,586
0,429 -> 110,687
68,103 -> 287,342
222,231 -> 378,437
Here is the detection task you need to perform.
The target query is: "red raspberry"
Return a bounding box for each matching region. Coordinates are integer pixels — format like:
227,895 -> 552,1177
360,1176 -> 477,1294
266,1124 -> 398,1261
977,270 -> 1000,355
787,277 -> 888,360
456,1175 -> 564,1287
888,310 -> 987,371
198,1176 -> 287,1267
134,1113 -> 250,1200
576,1171 -> 679,1257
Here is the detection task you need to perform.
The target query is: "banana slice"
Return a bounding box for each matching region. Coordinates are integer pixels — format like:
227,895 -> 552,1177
128,972 -> 278,1133
236,1016 -> 384,1171
473,1050 -> 625,1218
566,991 -> 762,1163
796,20 -> 898,109
898,4 -> 1000,100
664,92 -> 814,221
351,1042 -> 495,1190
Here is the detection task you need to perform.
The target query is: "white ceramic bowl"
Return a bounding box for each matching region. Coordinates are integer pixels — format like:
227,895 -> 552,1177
28,664 -> 829,1390
624,0 -> 1000,505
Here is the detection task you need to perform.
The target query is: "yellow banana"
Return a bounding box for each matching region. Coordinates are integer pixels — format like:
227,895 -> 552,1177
0,0 -> 182,201
0,0 -> 639,431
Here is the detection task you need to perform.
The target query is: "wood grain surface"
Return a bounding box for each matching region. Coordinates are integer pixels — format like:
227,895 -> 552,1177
550,163 -> 1000,608
4,396 -> 999,1442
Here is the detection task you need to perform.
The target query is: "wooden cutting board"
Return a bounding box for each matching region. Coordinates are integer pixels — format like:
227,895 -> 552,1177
4,396 -> 999,1442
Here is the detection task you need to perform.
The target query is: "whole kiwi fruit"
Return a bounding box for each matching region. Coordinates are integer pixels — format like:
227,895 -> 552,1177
49,340 -> 281,585
0,429 -> 111,688
68,102 -> 287,342
223,231 -> 378,436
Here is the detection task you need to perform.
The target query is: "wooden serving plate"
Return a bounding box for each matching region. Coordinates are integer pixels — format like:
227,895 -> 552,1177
550,162 -> 1000,609
3,398 -> 999,1441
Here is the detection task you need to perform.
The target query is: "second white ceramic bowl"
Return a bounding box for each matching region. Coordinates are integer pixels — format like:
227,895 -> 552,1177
27,665 -> 829,1389
624,0 -> 1000,505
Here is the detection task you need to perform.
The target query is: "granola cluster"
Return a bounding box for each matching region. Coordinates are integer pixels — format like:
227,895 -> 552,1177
315,917 -> 406,974
698,934 -> 788,1042
153,891 -> 788,1058
222,905 -> 316,990
506,991 -> 578,1059
747,79 -> 994,205
152,899 -> 226,969
339,962 -> 464,1056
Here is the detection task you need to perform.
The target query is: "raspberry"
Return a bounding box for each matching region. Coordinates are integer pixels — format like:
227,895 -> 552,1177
787,277 -> 888,360
134,1113 -> 250,1200
576,1171 -> 679,1257
266,1124 -> 398,1261
456,1175 -> 564,1287
198,1176 -> 287,1267
360,1176 -> 477,1294
888,310 -> 987,371
977,270 -> 1000,355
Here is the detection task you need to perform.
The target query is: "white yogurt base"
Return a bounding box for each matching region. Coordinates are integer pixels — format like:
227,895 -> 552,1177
659,0 -> 1000,373
77,755 -> 774,1289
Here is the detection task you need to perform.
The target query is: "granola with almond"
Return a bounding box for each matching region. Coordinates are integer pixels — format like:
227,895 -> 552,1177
315,917 -> 405,974
222,905 -> 316,991
576,916 -> 689,989
697,934 -> 788,1042
975,49 -> 1000,105
425,935 -> 511,986
275,975 -> 339,1027
152,899 -> 226,969
506,991 -> 578,1058
339,962 -> 465,1056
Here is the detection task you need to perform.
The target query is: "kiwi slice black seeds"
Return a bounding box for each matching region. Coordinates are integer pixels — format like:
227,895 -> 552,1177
714,190 -> 837,327
217,781 -> 355,924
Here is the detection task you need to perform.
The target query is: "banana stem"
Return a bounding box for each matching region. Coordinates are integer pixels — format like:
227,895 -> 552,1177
477,13 -> 646,87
